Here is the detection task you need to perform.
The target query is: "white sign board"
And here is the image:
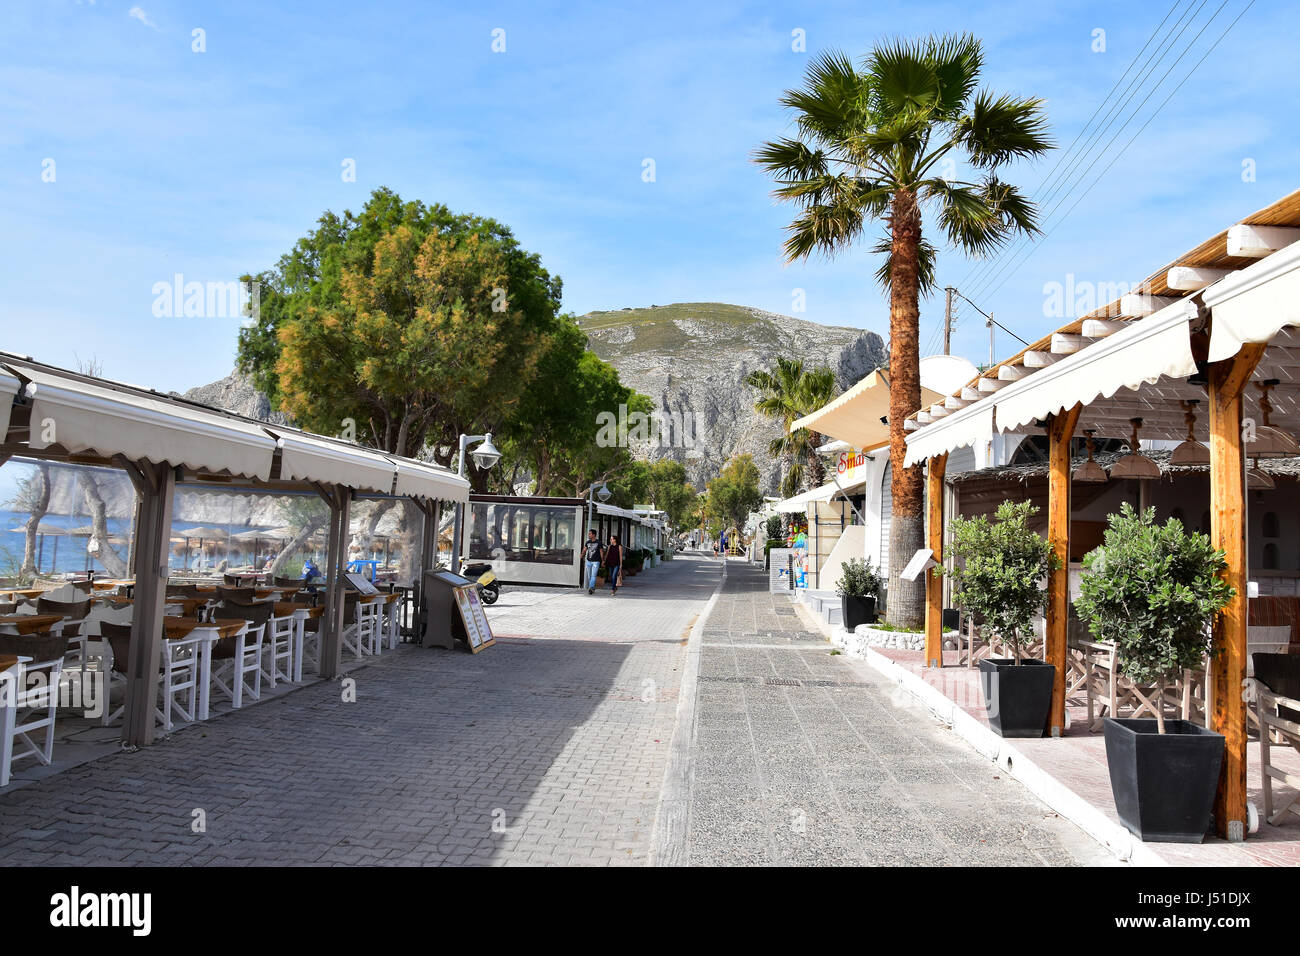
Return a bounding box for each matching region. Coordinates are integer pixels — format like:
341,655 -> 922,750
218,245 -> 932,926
901,548 -> 937,582
454,586 -> 495,653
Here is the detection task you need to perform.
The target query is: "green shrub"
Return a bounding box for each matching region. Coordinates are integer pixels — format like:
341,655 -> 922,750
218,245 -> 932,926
1074,503 -> 1233,728
836,558 -> 882,599
940,499 -> 1056,662
765,514 -> 784,541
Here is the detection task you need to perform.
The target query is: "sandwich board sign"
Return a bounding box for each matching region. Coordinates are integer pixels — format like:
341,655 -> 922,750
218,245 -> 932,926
453,585 -> 495,653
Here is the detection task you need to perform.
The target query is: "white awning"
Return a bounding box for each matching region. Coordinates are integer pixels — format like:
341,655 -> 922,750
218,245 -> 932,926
16,364 -> 277,479
270,428 -> 397,494
1206,239 -> 1300,362
0,369 -> 22,441
772,475 -> 865,513
792,368 -> 944,451
393,457 -> 470,503
993,299 -> 1199,433
903,403 -> 995,467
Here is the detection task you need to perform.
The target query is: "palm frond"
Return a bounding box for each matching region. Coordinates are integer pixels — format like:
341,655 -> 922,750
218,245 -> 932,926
870,234 -> 938,296
863,38 -> 940,117
782,202 -> 866,263
959,91 -> 1053,168
752,137 -> 829,181
927,33 -> 983,117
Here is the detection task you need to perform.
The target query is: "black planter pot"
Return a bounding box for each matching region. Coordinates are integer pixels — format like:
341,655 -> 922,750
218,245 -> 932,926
1102,718 -> 1224,843
977,658 -> 1055,738
841,594 -> 877,630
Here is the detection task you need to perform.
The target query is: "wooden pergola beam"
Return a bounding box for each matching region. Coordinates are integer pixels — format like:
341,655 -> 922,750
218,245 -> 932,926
924,453 -> 948,669
1208,341 -> 1267,842
1046,404 -> 1082,737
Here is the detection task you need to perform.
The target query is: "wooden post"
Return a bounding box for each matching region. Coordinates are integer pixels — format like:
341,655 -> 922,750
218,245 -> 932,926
924,453 -> 948,668
1208,343 -> 1265,842
118,460 -> 175,747
1046,404 -> 1082,737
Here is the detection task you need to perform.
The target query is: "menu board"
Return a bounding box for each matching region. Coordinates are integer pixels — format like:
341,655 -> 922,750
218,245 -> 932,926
453,585 -> 495,653
345,572 -> 379,595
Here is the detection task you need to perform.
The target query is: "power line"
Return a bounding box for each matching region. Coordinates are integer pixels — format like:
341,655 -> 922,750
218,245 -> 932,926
962,0 -> 1223,303
974,0 -> 1255,308
963,0 -> 1247,310
956,0 -> 1216,300
958,0 -> 1190,294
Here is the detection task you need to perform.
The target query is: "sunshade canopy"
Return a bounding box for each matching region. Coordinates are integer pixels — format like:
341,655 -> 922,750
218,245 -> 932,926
792,369 -> 944,451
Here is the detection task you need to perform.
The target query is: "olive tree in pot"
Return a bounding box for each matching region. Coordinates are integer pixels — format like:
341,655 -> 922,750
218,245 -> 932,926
836,558 -> 882,630
942,500 -> 1058,737
1074,503 -> 1233,843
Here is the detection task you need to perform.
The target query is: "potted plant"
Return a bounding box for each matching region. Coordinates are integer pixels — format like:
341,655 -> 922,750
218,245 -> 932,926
836,558 -> 882,629
1074,503 -> 1233,843
942,500 -> 1058,737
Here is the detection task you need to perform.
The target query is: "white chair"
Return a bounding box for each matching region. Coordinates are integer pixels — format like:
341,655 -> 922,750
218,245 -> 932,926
263,612 -> 296,687
209,607 -> 265,711
98,622 -> 200,730
1,635 -> 67,786
358,597 -> 383,655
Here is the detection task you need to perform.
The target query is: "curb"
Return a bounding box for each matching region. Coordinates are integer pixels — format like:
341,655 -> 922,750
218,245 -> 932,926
649,556 -> 727,867
857,645 -> 1168,867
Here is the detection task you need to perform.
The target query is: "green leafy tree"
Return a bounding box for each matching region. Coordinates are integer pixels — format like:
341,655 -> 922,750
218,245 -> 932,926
705,454 -> 763,540
498,319 -> 651,496
746,357 -> 837,498
755,34 -> 1051,629
646,459 -> 696,530
1074,504 -> 1233,732
941,500 -> 1057,663
237,188 -> 563,470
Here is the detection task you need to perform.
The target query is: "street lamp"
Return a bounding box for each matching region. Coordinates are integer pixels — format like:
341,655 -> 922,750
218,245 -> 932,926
583,480 -> 612,545
451,432 -> 500,573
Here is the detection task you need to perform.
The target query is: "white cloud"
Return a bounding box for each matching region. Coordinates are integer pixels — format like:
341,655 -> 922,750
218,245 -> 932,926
128,6 -> 158,29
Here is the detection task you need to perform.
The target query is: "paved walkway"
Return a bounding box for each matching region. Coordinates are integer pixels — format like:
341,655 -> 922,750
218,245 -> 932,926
679,558 -> 1117,866
0,556 -> 718,866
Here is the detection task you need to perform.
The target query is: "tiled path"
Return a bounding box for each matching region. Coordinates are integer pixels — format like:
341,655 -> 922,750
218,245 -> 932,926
870,645 -> 1300,866
0,557 -> 717,866
681,559 -> 1117,866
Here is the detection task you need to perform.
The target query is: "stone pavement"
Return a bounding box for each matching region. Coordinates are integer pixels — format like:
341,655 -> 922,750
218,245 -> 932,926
0,556 -> 718,866
679,558 -> 1118,866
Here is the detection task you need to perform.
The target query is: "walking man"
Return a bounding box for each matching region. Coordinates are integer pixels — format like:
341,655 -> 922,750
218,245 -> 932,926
605,533 -> 623,595
583,529 -> 603,594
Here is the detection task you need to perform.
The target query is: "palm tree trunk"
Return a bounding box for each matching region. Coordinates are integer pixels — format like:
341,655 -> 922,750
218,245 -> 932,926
886,187 -> 925,630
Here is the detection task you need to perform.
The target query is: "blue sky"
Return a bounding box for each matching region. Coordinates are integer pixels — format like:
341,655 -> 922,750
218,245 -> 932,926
0,0 -> 1292,394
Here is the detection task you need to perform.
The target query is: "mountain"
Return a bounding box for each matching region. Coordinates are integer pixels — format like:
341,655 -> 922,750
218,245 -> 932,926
577,302 -> 885,493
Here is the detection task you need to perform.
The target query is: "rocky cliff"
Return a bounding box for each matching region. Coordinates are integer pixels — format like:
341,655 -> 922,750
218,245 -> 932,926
577,302 -> 884,493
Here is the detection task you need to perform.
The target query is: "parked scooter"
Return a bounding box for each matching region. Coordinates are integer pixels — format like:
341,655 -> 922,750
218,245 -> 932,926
462,561 -> 500,605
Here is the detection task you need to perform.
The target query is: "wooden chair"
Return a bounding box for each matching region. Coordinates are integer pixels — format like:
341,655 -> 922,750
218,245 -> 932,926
0,631 -> 69,785
99,622 -> 199,729
216,586 -> 256,604
1251,653 -> 1300,827
211,600 -> 269,709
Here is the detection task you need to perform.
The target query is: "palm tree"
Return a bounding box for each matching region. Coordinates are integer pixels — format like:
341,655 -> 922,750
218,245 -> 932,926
754,34 -> 1051,628
747,358 -> 838,498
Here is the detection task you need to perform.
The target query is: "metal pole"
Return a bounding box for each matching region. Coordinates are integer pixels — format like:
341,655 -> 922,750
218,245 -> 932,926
451,433 -> 469,574
944,286 -> 954,356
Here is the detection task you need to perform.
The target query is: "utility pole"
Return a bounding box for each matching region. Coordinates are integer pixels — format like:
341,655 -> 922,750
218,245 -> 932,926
943,286 -> 955,355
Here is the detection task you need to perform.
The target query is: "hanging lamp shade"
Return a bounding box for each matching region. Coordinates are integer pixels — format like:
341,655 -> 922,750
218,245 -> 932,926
1109,418 -> 1161,479
1072,429 -> 1108,483
1169,399 -> 1211,466
1250,380 -> 1300,458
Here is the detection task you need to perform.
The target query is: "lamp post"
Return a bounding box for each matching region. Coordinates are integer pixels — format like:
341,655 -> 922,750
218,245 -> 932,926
583,480 -> 612,545
451,432 -> 501,573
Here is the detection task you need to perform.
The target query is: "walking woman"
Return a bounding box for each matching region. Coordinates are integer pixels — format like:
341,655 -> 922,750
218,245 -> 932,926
605,534 -> 623,595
